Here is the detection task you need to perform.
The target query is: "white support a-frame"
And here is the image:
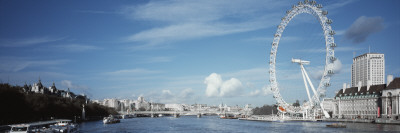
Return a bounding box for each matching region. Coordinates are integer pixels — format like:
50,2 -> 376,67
292,58 -> 330,118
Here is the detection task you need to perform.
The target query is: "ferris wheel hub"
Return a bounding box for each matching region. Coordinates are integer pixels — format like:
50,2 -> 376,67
291,58 -> 310,65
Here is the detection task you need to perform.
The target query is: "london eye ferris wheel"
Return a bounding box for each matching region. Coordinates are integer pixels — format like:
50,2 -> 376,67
269,0 -> 337,118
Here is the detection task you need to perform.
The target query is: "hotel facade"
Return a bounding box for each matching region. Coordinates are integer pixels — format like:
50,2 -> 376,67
351,53 -> 385,87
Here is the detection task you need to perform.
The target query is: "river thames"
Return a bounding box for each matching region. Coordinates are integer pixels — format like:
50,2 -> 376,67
79,116 -> 400,133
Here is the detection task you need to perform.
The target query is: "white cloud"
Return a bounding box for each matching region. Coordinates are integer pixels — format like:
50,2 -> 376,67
335,30 -> 346,36
324,0 -> 357,10
61,80 -> 88,90
262,85 -> 273,95
181,88 -> 195,99
122,0 -> 287,49
310,59 -> 343,80
224,67 -> 268,82
245,36 -> 301,43
249,89 -> 261,96
145,88 -> 196,104
249,85 -> 272,97
61,80 -> 91,96
220,78 -> 243,97
141,56 -> 173,63
127,20 -> 275,49
204,73 -> 244,97
335,46 -> 364,52
122,0 -> 286,23
0,71 -> 70,85
161,90 -> 174,99
204,73 -> 222,97
0,57 -> 68,72
297,46 -> 363,53
53,44 -> 101,52
121,0 -> 357,50
75,10 -> 116,14
0,36 -> 65,47
105,68 -> 162,75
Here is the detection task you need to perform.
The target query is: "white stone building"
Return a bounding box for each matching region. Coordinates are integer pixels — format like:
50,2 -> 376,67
332,76 -> 400,120
25,78 -> 75,98
103,98 -> 120,109
351,53 -> 385,87
165,104 -> 185,111
134,96 -> 151,111
321,98 -> 335,116
381,76 -> 400,119
97,96 -> 154,111
48,82 -> 58,94
31,79 -> 46,94
151,103 -> 166,111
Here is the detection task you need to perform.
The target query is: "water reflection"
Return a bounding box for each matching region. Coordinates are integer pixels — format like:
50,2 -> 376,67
79,116 -> 400,133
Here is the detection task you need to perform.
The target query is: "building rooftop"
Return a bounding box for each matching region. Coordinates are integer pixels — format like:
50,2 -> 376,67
387,77 -> 400,89
336,77 -> 399,97
335,84 -> 387,97
353,52 -> 383,59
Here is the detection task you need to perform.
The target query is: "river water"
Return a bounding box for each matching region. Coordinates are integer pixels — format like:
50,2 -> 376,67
79,116 -> 400,133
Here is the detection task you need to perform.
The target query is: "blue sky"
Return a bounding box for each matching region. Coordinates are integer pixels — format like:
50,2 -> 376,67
0,0 -> 399,106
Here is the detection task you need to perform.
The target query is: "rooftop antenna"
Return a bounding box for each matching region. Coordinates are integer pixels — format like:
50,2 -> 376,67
368,45 -> 370,53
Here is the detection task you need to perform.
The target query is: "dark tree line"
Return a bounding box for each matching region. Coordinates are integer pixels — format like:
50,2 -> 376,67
292,100 -> 300,107
252,104 -> 279,115
253,100 -> 302,115
0,83 -> 117,125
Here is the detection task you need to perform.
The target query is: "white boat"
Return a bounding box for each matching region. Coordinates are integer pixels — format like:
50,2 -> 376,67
103,115 -> 120,124
122,115 -> 128,119
122,114 -> 136,119
9,119 -> 78,133
50,119 -> 79,133
9,123 -> 46,133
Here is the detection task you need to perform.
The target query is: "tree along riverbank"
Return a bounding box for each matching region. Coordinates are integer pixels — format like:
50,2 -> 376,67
252,104 -> 279,115
0,83 -> 118,125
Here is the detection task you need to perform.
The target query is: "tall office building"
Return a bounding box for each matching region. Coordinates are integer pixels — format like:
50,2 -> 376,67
351,53 -> 385,87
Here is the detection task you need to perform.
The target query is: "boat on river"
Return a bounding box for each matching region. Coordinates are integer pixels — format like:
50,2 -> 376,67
220,114 -> 238,119
326,123 -> 346,128
9,119 -> 78,133
50,119 -> 79,133
103,115 -> 120,124
122,114 -> 136,119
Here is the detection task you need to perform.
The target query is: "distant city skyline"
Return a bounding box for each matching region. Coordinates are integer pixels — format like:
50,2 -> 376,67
0,0 -> 399,106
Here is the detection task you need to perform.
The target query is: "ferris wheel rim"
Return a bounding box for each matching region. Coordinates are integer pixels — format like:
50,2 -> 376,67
269,1 -> 336,114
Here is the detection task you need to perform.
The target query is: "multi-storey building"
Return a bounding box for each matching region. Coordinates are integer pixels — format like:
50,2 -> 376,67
96,96 -> 155,111
351,53 -> 385,87
332,76 -> 399,120
134,96 -> 151,111
103,98 -> 120,109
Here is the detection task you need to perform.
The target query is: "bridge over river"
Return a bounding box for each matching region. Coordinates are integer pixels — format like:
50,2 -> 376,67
122,110 -> 250,116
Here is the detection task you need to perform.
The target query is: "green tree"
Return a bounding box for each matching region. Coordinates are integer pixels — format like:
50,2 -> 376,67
293,100 -> 300,107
